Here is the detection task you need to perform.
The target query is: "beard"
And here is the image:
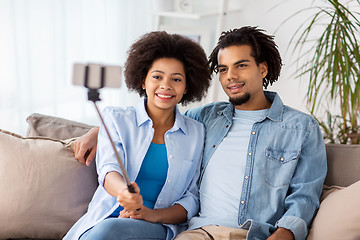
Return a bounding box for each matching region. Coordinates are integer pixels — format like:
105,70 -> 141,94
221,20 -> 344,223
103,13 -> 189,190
229,92 -> 251,106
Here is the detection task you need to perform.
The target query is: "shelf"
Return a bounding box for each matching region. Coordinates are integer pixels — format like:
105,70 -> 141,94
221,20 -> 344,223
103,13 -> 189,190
152,8 -> 242,20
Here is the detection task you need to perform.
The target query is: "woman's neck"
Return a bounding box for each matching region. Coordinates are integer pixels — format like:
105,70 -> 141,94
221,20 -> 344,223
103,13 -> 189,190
145,105 -> 175,144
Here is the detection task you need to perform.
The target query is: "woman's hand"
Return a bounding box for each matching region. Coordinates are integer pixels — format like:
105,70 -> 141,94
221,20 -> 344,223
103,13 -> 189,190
116,182 -> 143,212
74,127 -> 99,166
119,205 -> 159,223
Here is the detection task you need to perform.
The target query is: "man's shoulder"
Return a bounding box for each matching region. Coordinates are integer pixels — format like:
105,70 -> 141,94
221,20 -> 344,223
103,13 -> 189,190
282,105 -> 318,127
185,101 -> 230,120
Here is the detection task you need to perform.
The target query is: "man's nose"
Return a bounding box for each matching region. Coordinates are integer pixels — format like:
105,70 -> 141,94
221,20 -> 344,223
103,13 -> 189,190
226,68 -> 238,80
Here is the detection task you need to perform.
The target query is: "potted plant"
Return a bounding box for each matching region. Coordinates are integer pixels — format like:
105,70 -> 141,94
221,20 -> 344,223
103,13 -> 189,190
284,0 -> 360,144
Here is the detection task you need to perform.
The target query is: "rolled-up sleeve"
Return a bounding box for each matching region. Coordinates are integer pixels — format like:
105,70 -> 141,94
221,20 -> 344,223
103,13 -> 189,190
95,108 -> 125,186
277,119 -> 327,240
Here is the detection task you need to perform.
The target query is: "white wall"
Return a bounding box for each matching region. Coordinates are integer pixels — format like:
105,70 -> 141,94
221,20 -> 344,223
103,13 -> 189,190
0,0 -> 332,135
173,0 -> 319,115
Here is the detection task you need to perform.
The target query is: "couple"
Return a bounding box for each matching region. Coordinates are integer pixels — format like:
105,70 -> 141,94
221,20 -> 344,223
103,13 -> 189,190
64,26 -> 327,240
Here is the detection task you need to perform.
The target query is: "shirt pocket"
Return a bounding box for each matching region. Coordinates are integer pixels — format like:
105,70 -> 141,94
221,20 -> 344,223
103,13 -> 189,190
173,159 -> 196,196
265,148 -> 300,188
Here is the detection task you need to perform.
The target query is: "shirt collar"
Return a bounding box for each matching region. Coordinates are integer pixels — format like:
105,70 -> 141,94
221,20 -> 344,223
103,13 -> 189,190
217,91 -> 284,122
135,98 -> 188,135
264,91 -> 284,122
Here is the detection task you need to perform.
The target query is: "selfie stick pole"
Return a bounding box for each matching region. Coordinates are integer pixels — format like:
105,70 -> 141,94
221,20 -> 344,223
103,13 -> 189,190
87,88 -> 136,193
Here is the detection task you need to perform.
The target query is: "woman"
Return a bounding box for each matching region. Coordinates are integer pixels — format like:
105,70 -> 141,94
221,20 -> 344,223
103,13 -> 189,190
63,31 -> 211,240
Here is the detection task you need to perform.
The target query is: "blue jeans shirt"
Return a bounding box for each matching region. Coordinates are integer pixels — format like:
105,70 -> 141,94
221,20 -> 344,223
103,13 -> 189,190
64,99 -> 204,240
185,91 -> 327,240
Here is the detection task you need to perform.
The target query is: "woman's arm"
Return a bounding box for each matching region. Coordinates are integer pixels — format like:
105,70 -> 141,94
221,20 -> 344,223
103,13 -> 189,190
119,203 -> 187,224
104,171 -> 143,212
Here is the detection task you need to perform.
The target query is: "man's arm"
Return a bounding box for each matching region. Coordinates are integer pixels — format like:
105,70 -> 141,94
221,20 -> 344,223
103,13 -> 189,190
74,127 -> 99,166
275,119 -> 327,239
267,227 -> 294,240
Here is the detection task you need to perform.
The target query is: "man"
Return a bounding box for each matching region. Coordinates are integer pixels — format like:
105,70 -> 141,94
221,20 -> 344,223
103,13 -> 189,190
75,27 -> 327,240
175,26 -> 327,240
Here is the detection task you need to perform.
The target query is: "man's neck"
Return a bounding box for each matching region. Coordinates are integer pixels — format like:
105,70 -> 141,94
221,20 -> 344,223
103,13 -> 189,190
234,93 -> 272,111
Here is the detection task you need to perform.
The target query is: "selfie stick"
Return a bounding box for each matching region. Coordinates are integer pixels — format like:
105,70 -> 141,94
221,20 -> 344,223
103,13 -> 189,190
86,79 -> 136,194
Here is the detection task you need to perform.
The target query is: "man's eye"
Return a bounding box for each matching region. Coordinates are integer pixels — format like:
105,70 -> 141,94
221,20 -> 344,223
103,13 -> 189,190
218,68 -> 226,73
238,64 -> 246,68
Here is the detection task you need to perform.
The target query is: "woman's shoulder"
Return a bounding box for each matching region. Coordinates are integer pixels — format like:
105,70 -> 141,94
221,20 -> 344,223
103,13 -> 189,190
102,106 -> 138,123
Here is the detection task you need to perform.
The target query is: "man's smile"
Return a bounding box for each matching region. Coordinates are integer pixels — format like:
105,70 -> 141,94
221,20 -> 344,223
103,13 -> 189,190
227,82 -> 245,94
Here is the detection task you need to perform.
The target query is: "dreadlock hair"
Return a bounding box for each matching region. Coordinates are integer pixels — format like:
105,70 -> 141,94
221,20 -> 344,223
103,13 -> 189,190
124,31 -> 211,105
208,26 -> 282,89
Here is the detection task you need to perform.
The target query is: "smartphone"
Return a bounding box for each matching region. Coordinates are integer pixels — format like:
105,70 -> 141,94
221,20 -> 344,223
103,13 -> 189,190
72,63 -> 122,89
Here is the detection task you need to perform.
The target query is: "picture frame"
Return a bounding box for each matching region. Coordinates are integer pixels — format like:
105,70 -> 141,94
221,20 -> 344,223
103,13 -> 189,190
160,25 -> 212,55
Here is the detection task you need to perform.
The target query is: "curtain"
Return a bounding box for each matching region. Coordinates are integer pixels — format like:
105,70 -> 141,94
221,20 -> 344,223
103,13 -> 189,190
0,0 -> 154,135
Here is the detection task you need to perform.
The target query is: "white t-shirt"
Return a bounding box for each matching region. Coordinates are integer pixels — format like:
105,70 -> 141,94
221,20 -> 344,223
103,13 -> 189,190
191,108 -> 268,228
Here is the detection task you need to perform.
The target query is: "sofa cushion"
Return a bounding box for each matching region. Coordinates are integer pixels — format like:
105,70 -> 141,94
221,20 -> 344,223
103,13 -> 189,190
307,181 -> 360,239
324,144 -> 360,187
26,113 -> 94,139
0,129 -> 98,239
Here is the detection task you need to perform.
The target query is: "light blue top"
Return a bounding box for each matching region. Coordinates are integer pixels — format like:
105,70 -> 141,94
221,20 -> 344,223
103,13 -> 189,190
110,142 -> 168,217
63,99 -> 204,240
194,108 -> 268,228
185,91 -> 327,240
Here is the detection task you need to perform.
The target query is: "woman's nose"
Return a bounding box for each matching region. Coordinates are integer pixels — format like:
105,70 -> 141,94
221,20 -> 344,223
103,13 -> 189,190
160,78 -> 172,89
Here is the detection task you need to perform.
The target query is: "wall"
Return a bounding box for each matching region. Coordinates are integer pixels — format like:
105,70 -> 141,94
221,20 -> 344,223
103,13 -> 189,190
174,0 -> 318,114
0,0 -> 340,135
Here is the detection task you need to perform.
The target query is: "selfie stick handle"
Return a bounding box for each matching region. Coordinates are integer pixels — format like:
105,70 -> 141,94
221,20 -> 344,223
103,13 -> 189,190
87,89 -> 136,193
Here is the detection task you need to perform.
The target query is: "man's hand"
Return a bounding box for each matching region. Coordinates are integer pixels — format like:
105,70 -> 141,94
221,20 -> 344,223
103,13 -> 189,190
267,227 -> 294,240
74,127 -> 99,166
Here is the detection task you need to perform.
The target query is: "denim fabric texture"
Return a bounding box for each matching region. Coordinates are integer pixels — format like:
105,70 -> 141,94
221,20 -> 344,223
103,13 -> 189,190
79,218 -> 167,240
185,91 -> 327,240
64,99 -> 204,240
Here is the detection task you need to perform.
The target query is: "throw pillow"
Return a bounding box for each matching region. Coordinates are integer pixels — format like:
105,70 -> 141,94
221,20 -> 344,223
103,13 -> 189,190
26,113 -> 94,139
0,129 -> 98,239
307,182 -> 360,239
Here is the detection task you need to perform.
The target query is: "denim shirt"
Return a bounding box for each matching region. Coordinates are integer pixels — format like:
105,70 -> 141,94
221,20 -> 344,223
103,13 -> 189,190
63,99 -> 204,240
185,91 -> 327,240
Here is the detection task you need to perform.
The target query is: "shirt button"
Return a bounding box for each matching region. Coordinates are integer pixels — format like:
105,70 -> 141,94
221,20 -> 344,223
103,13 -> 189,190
252,131 -> 256,135
166,135 -> 170,138
241,200 -> 245,204
169,155 -> 173,159
167,179 -> 171,183
245,176 -> 249,179
213,145 -> 216,148
226,125 -> 229,128
248,152 -> 252,156
280,157 -> 284,161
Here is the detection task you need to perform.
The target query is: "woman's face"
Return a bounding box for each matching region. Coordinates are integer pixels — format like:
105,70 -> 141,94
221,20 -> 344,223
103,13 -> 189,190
142,58 -> 187,113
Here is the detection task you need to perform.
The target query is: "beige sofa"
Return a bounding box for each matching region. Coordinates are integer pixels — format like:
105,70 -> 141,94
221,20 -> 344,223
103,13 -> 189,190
0,113 -> 359,240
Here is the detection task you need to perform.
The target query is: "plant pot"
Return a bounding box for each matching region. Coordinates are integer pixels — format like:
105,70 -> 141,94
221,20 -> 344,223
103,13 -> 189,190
324,144 -> 360,187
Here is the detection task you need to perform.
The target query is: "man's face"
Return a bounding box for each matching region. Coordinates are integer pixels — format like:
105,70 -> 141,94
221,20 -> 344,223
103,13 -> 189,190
217,45 -> 268,110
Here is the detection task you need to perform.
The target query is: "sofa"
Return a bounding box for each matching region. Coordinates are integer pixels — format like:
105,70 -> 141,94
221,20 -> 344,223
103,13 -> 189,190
0,113 -> 359,240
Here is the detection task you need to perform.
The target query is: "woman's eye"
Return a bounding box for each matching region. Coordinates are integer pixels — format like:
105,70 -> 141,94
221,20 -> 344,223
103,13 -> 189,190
153,75 -> 161,80
173,78 -> 182,82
